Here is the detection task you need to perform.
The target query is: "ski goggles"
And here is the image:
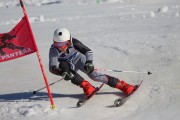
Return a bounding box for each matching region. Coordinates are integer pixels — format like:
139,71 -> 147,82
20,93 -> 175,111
54,41 -> 71,49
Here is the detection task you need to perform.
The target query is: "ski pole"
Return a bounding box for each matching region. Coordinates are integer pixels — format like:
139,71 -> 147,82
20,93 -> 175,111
95,68 -> 152,75
33,77 -> 64,95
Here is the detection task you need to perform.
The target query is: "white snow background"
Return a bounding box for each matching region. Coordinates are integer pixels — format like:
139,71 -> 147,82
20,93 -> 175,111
0,0 -> 180,120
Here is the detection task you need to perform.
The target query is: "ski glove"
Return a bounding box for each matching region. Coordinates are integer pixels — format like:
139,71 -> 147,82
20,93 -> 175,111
84,61 -> 94,74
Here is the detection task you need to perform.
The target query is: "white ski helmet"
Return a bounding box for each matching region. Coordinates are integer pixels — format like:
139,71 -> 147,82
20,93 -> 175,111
53,28 -> 71,42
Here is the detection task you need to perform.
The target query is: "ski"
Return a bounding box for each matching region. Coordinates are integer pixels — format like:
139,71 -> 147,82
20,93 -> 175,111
77,83 -> 104,107
114,80 -> 143,107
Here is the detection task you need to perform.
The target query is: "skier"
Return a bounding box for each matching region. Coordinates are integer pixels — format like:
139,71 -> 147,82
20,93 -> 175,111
49,28 -> 136,97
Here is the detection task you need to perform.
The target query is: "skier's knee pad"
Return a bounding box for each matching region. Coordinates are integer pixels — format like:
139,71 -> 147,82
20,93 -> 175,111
71,73 -> 84,86
107,75 -> 118,88
62,71 -> 74,81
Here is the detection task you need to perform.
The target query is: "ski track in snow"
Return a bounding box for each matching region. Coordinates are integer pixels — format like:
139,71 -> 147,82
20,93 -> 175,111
0,0 -> 180,120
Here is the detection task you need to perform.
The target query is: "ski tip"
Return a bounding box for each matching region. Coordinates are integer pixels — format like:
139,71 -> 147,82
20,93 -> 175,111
77,102 -> 82,107
77,100 -> 85,107
114,99 -> 124,107
134,85 -> 139,91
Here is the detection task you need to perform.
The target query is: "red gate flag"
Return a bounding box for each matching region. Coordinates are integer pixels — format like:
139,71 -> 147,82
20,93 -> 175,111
0,16 -> 37,62
0,0 -> 55,109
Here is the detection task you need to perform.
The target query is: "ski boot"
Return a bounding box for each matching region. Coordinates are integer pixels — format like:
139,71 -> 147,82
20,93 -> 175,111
116,80 -> 136,96
80,80 -> 96,98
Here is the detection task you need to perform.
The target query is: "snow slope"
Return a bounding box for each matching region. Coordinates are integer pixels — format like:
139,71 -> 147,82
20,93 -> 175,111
0,0 -> 180,120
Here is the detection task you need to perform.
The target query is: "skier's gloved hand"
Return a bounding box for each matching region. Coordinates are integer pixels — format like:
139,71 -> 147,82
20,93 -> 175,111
62,71 -> 74,81
84,61 -> 94,74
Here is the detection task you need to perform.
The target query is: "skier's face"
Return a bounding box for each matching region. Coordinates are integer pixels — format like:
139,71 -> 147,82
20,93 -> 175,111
54,41 -> 70,53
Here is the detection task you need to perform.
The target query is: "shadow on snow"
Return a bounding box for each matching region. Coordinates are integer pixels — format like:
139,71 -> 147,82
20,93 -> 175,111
0,91 -> 123,102
0,92 -> 83,102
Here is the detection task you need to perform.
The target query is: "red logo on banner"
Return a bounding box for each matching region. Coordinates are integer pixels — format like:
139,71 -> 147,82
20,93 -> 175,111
0,16 -> 37,62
